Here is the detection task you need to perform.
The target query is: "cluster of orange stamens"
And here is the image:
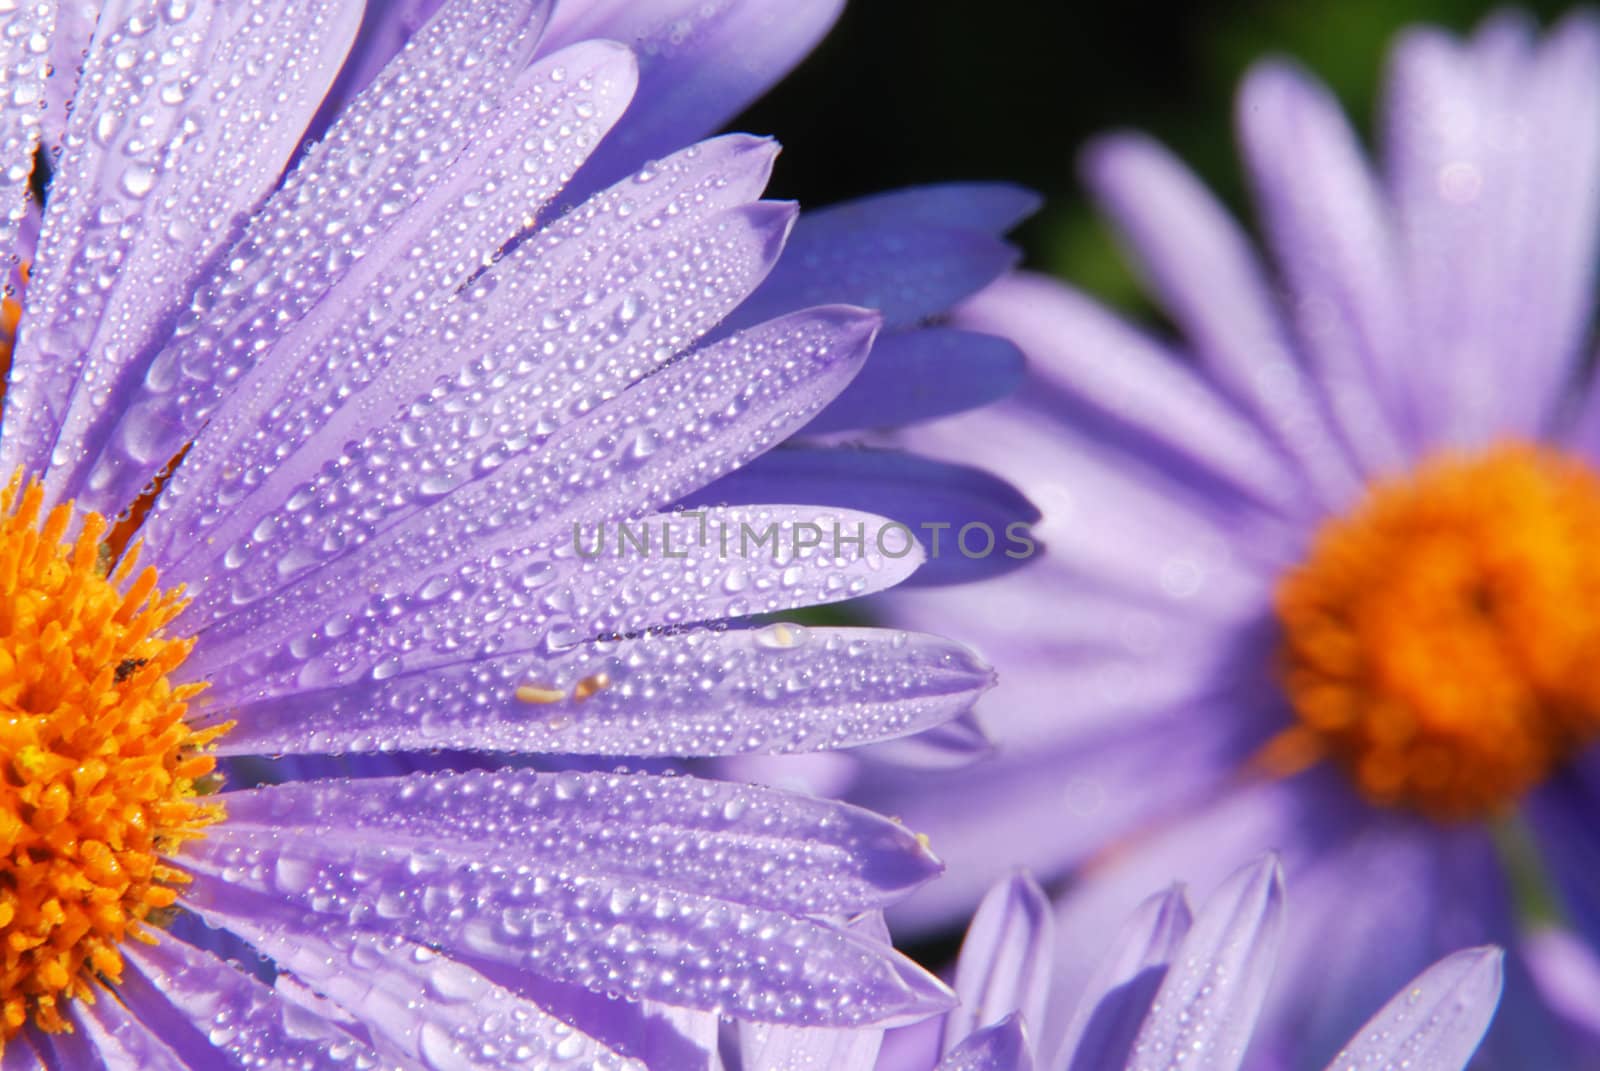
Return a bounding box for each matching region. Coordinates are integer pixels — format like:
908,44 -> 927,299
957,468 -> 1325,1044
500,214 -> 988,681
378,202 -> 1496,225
1270,444 -> 1600,820
1,475 -> 223,1040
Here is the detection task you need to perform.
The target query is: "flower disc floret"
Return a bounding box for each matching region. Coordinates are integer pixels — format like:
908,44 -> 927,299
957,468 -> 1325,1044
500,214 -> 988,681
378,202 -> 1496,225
0,476 -> 223,1039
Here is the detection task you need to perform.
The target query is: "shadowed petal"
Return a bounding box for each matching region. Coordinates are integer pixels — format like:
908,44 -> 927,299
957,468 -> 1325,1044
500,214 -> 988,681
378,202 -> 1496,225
1060,886 -> 1192,1071
690,446 -> 1040,586
804,328 -> 1026,434
1122,855 -> 1284,1071
723,184 -> 1033,334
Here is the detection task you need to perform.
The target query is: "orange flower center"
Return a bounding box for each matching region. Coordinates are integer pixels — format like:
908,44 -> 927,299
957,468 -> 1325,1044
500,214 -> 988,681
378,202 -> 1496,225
1,475 -> 223,1041
1270,444 -> 1600,821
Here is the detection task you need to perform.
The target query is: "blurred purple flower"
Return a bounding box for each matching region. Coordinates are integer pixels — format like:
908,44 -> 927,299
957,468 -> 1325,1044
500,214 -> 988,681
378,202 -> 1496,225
858,10 -> 1600,1069
724,857 -> 1504,1071
0,0 -> 1032,1065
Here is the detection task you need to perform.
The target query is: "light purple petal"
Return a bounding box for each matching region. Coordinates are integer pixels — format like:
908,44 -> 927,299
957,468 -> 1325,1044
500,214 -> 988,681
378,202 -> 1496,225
934,272 -> 1303,518
3,0 -> 362,502
77,0 -> 565,516
0,0 -> 53,261
195,924 -> 642,1071
1058,886 -> 1192,1071
1320,947 -> 1502,1071
867,691 -> 1280,936
149,132 -> 772,590
165,304 -> 877,670
943,873 -> 1054,1056
182,771 -> 955,1027
937,1015 -> 1033,1071
1124,855 -> 1285,1071
206,623 -> 990,758
727,915 -> 892,1071
18,1023 -> 101,1071
211,768 -> 942,913
1385,14 -> 1600,448
1081,133 -> 1363,511
70,995 -> 186,1071
119,935 -> 377,1069
1522,929 -> 1600,1042
688,446 -> 1040,586
1236,61 -> 1413,473
803,328 -> 1026,434
1,1030 -> 47,1071
723,184 -> 1030,334
539,0 -> 844,198
185,501 -> 921,689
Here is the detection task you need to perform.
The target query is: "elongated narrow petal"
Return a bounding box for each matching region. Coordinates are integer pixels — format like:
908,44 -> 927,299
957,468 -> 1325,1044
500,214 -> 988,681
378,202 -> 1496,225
78,0 -> 566,515
1386,14 -> 1600,448
0,0 -> 53,260
168,305 -> 877,652
1082,134 -> 1362,511
937,1015 -> 1033,1071
4,0 -> 362,501
805,328 -> 1026,434
152,131 -> 770,591
194,925 -> 641,1071
724,184 -> 1032,334
71,997 -> 187,1071
1060,886 -> 1192,1071
1237,61 -> 1412,475
728,914 -> 894,1071
208,622 -> 989,758
691,447 -> 1040,586
119,937 -> 379,1070
1124,855 -> 1285,1071
187,503 -> 919,689
211,769 -> 942,914
1321,947 -> 1503,1071
942,873 -> 1054,1055
181,772 -> 955,1027
541,0 -> 845,198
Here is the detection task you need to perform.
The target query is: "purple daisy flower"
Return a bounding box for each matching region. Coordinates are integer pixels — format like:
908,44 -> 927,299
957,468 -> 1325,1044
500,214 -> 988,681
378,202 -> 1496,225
856,10 -> 1600,1068
721,857 -> 1504,1071
0,0 -> 1025,1065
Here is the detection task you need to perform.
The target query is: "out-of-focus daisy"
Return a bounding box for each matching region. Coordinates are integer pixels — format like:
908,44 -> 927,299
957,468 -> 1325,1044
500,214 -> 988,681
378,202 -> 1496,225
860,11 -> 1600,1067
0,0 -> 1023,1065
723,857 -> 1504,1071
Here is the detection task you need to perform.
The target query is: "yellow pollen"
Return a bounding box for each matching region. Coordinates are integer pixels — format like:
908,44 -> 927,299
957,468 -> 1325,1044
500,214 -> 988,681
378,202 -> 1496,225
0,474 -> 225,1041
1271,443 -> 1600,821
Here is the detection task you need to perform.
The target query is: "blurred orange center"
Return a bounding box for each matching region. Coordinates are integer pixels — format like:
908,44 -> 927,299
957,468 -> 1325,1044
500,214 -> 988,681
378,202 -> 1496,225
0,475 -> 223,1041
1271,444 -> 1600,821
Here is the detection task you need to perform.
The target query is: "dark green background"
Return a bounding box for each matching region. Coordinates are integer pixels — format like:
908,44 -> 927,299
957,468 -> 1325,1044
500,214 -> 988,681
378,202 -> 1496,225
735,0 -> 1580,307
